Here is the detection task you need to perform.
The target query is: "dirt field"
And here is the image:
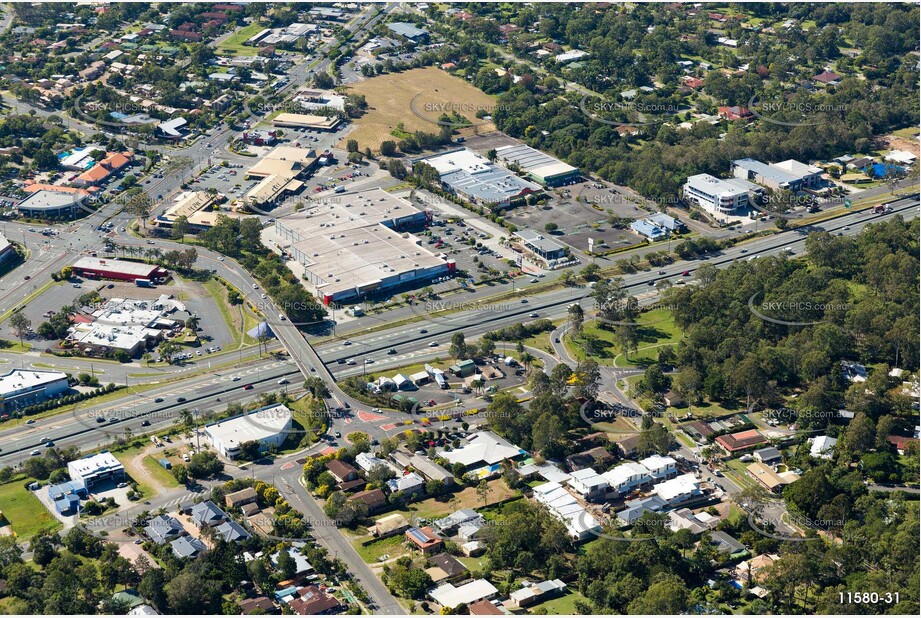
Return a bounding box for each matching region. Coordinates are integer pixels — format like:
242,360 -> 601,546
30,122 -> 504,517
339,67 -> 498,153
879,132 -> 920,156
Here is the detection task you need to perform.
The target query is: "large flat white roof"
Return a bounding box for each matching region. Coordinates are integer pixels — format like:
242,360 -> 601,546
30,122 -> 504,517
495,144 -> 578,180
685,173 -> 749,197
0,369 -> 68,396
72,257 -> 161,277
68,452 -> 124,478
275,188 -> 445,297
204,404 -> 293,449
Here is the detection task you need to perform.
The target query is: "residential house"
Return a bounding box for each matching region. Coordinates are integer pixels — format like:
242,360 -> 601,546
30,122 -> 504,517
505,580 -> 567,609
386,472 -> 425,497
406,526 -> 443,554
369,514 -> 410,538
288,586 -> 340,615
809,436 -> 837,459
639,455 -> 677,480
216,520 -> 251,543
469,599 -> 504,615
145,515 -> 185,544
812,70 -> 842,86
602,462 -> 652,496
746,462 -> 800,493
615,495 -> 668,525
430,580 -> 499,611
348,488 -> 387,512
718,106 -> 753,121
191,501 -> 228,528
434,509 -> 483,536
171,535 -> 206,559
429,553 -> 467,580
566,446 -> 616,471
238,597 -> 277,615
325,460 -> 359,484
708,531 -> 747,557
567,468 -> 610,501
652,473 -> 702,506
226,487 -> 258,509
753,446 -> 782,465
716,429 -> 766,453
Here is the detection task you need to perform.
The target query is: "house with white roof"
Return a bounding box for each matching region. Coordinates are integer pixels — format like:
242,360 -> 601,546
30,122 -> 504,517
440,431 -> 525,474
430,579 -> 498,610
602,462 -> 652,495
386,472 -> 425,497
566,468 -> 609,501
532,482 -> 602,541
652,473 -> 701,506
809,435 -> 837,460
639,455 -> 677,480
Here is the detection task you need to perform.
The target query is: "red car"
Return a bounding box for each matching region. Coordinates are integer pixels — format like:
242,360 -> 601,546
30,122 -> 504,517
681,270 -> 691,276
243,384 -> 254,390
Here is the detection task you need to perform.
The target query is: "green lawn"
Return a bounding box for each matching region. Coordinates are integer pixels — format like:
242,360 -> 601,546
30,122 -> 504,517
141,455 -> 180,489
564,307 -> 682,368
530,591 -> 589,614
353,534 -> 409,564
0,481 -> 62,540
215,23 -> 266,56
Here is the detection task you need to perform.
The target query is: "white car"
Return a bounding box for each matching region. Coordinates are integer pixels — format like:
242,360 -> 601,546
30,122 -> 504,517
252,283 -> 258,289
261,293 -> 267,299
429,341 -> 438,347
346,359 -> 356,365
343,340 -> 352,346
278,378 -> 289,385
218,256 -> 224,261
529,312 -> 539,318
232,376 -> 241,381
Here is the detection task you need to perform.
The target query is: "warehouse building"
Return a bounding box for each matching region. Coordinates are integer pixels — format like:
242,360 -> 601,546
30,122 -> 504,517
0,369 -> 69,414
67,451 -> 126,489
71,257 -> 168,282
271,113 -> 342,130
732,158 -> 802,192
203,403 -> 293,459
494,144 -> 580,186
272,189 -> 453,305
387,22 -> 429,42
419,149 -> 540,207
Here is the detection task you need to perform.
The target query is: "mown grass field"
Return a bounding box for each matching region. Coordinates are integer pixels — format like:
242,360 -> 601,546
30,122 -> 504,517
340,67 -> 498,153
0,481 -> 62,540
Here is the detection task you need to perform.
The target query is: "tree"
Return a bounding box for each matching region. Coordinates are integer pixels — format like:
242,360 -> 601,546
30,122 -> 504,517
276,547 -> 297,580
449,332 -> 468,359
9,312 -> 31,348
626,574 -> 690,614
380,140 -> 397,156
346,139 -> 359,153
170,216 -> 190,240
166,571 -> 223,614
568,303 -> 584,336
158,341 -> 181,364
476,479 -> 491,506
139,568 -> 168,612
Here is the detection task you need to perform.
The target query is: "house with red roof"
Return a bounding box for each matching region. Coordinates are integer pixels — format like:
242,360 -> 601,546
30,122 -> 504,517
716,429 -> 767,453
812,70 -> 843,86
718,106 -> 753,121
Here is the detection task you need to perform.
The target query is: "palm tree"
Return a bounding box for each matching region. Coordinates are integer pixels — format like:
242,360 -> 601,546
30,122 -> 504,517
520,352 -> 535,370
142,352 -> 151,367
186,315 -> 201,332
